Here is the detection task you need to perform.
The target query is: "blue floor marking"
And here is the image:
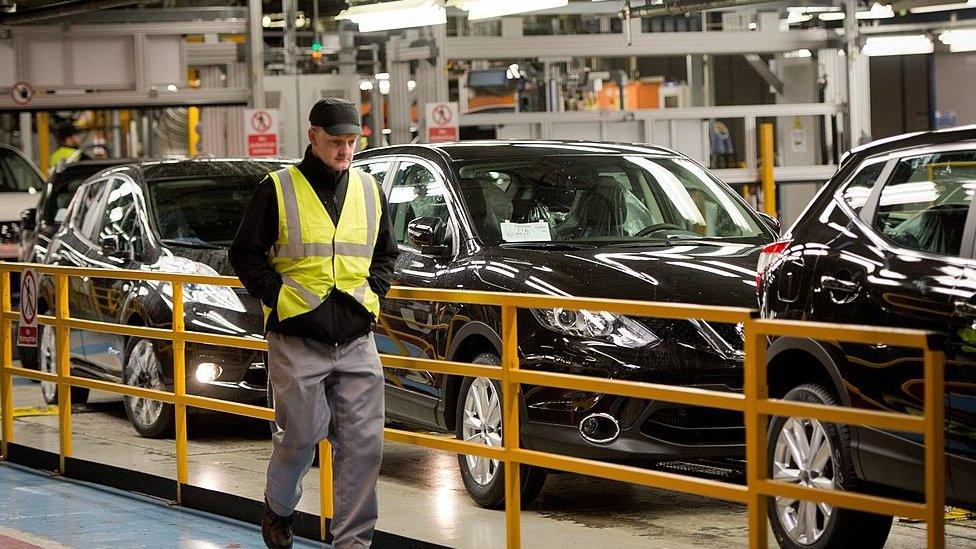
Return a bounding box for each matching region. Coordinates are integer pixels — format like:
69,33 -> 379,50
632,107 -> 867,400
0,463 -> 329,548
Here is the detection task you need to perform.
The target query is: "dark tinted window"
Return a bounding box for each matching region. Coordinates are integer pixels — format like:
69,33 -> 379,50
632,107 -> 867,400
98,178 -> 143,257
358,160 -> 391,188
873,150 -> 976,256
149,177 -> 262,247
69,181 -> 108,240
840,161 -> 885,214
0,146 -> 43,192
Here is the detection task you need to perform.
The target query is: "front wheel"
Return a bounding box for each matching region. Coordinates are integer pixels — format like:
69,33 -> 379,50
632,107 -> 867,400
123,338 -> 174,438
455,353 -> 547,509
767,383 -> 892,549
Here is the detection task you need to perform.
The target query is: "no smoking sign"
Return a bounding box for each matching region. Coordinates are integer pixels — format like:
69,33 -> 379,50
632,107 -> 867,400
17,268 -> 38,347
425,102 -> 459,144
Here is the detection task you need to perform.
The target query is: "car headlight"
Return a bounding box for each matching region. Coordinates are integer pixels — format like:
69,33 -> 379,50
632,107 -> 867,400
531,308 -> 659,348
152,256 -> 247,313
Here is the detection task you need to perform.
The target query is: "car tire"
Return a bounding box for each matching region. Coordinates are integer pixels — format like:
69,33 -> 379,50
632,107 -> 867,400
122,337 -> 175,438
767,383 -> 893,549
37,322 -> 89,406
455,353 -> 547,509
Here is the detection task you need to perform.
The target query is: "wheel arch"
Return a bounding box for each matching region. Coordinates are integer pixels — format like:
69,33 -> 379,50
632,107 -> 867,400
440,321 -> 501,431
766,337 -> 851,407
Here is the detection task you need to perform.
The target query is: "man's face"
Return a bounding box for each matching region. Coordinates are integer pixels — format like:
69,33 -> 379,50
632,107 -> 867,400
65,133 -> 84,148
308,127 -> 358,172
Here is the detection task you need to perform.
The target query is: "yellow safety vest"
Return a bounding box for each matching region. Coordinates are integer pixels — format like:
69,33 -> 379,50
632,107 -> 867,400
264,165 -> 382,326
49,146 -> 79,173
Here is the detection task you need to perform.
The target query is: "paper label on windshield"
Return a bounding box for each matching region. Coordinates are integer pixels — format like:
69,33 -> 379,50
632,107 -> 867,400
500,221 -> 551,243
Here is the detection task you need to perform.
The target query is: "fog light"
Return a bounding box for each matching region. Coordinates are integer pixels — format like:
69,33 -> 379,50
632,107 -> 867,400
578,413 -> 621,444
195,362 -> 222,384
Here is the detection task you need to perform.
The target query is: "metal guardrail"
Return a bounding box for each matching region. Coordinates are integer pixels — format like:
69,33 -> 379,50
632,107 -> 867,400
0,263 -> 947,549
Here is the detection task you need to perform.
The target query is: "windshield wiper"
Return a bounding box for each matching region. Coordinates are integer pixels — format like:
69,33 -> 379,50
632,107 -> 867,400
160,238 -> 221,249
499,242 -> 597,250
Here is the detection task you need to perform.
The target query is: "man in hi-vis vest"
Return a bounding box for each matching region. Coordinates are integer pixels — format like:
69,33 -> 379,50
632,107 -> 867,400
230,98 -> 399,549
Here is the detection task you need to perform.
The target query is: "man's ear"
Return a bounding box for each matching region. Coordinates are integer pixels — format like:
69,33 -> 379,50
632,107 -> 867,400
307,127 -> 317,146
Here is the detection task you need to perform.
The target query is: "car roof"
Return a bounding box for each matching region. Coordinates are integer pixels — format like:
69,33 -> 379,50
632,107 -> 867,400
365,140 -> 679,162
842,124 -> 976,166
103,157 -> 297,182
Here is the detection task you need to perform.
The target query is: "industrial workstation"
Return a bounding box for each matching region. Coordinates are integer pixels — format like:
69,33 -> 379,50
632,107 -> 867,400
0,1 -> 974,548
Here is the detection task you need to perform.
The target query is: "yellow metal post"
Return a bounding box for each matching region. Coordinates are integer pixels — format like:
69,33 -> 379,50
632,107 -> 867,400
38,112 -> 51,177
501,304 -> 521,549
924,348 -> 946,549
743,318 -> 769,549
319,439 -> 333,541
1,268 -> 13,456
187,107 -> 200,156
55,274 -> 71,472
759,123 -> 776,217
173,282 -> 188,502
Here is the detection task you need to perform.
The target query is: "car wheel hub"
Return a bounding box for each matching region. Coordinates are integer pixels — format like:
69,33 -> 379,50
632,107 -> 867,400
39,324 -> 57,402
462,377 -> 502,486
773,416 -> 836,545
125,340 -> 164,427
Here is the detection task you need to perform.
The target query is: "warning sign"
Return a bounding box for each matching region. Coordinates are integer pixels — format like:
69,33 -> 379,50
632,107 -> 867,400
11,81 -> 35,106
17,268 -> 38,347
243,108 -> 280,158
425,102 -> 459,143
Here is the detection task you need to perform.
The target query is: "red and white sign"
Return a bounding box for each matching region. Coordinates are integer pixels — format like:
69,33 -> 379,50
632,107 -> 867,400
17,268 -> 38,347
425,102 -> 459,143
11,81 -> 35,106
243,108 -> 280,158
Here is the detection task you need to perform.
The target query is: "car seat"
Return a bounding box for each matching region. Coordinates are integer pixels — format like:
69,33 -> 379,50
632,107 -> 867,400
555,176 -> 630,238
461,178 -> 513,242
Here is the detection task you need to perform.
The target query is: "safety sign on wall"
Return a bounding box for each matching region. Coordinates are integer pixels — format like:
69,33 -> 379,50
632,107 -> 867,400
11,81 -> 35,106
244,108 -> 280,158
17,268 -> 38,347
425,102 -> 459,143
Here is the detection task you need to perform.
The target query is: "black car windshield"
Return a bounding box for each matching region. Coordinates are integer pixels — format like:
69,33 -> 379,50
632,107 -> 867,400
149,177 -> 258,247
455,155 -> 765,245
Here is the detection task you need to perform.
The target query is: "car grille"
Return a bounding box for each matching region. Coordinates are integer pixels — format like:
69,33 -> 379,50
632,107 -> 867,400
640,405 -> 744,445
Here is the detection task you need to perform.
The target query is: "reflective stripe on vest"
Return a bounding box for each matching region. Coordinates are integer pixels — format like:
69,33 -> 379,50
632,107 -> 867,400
264,165 -> 381,324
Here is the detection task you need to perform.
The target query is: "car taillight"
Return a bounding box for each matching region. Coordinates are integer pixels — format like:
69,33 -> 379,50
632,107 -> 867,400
756,239 -> 791,287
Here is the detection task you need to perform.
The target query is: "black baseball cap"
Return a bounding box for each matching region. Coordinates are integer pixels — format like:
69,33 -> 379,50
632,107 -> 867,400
309,98 -> 362,136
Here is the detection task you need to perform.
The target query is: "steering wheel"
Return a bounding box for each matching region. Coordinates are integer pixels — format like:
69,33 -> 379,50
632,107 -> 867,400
633,222 -> 681,238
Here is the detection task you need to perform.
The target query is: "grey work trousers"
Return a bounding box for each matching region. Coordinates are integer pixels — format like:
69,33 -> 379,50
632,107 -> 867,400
264,331 -> 385,549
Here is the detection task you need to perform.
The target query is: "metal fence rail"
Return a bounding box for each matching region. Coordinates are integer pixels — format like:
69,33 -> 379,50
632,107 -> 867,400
0,263 -> 946,549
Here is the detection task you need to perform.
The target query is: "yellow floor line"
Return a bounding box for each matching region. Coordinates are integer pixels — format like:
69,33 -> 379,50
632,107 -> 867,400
0,405 -> 60,419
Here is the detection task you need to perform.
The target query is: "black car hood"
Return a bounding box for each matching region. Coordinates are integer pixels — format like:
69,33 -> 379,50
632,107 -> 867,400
483,241 -> 762,307
169,246 -> 236,276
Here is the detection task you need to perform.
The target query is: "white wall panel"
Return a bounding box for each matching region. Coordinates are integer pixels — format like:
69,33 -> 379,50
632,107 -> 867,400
73,37 -> 134,87
27,38 -> 65,87
145,36 -> 183,87
0,40 -> 15,87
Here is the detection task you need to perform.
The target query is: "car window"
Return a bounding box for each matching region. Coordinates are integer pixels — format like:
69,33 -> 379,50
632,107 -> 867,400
98,178 -> 143,257
149,176 -> 265,247
70,181 -> 108,240
840,160 -> 886,214
872,149 -> 976,257
388,160 -> 452,247
0,146 -> 43,192
455,155 -> 764,245
358,160 -> 391,187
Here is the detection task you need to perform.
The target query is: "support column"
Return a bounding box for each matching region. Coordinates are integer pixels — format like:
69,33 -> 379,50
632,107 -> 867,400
339,28 -> 356,76
283,0 -> 297,75
845,0 -> 871,145
388,38 -> 413,145
18,112 -> 32,162
248,0 -> 265,108
687,54 -> 705,107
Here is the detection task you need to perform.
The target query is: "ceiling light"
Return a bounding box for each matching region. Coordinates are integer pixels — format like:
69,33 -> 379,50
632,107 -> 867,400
786,11 -> 813,24
360,81 -> 374,91
911,0 -> 976,13
784,49 -> 813,58
856,3 -> 894,19
862,35 -> 933,56
451,0 -> 569,21
940,29 -> 976,52
336,0 -> 446,32
819,11 -> 846,20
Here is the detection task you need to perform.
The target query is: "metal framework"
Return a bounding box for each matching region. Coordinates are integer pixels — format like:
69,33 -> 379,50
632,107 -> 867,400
0,262 -> 948,549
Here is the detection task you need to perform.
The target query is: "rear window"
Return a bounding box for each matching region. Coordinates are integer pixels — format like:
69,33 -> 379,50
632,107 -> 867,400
0,146 -> 42,192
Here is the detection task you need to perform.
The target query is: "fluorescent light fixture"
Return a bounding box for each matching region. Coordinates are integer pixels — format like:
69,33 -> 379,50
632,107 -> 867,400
379,79 -> 391,95
911,0 -> 975,13
375,72 -> 390,80
407,79 -> 417,91
856,2 -> 894,19
786,10 -> 813,23
451,0 -> 569,21
360,80 -> 374,91
784,48 -> 813,58
336,0 -> 446,32
819,11 -> 846,20
862,35 -> 933,56
940,29 -> 976,52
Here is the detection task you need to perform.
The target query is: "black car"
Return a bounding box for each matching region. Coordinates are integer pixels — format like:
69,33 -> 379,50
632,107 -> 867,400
757,126 -> 976,548
37,158 -> 283,437
352,141 -> 778,507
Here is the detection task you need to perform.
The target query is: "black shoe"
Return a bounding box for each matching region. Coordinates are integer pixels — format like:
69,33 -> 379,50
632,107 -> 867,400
262,500 -> 294,549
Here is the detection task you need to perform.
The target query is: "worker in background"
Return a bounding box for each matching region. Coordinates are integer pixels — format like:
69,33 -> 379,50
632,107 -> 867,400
229,98 -> 399,549
50,124 -> 85,174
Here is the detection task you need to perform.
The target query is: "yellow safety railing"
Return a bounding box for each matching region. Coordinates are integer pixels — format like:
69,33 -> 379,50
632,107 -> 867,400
0,263 -> 947,549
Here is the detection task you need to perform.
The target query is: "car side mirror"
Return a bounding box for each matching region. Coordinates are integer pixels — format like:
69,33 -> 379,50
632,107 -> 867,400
758,211 -> 781,235
20,208 -> 37,232
101,234 -> 131,258
407,216 -> 448,255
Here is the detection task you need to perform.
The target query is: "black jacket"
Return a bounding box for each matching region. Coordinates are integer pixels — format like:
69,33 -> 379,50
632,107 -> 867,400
229,147 -> 399,345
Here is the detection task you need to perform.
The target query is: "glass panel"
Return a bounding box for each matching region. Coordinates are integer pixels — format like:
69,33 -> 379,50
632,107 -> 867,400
149,177 -> 261,247
0,146 -> 42,192
873,150 -> 976,257
359,160 -> 391,187
388,161 -> 452,246
841,161 -> 886,214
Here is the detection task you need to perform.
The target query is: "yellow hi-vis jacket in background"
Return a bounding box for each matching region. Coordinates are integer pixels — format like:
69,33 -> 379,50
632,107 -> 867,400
263,165 -> 382,326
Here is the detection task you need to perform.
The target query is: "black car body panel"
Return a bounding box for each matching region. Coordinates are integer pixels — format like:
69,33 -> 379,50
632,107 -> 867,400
356,140 -> 776,463
39,158 -> 286,407
758,125 -> 976,508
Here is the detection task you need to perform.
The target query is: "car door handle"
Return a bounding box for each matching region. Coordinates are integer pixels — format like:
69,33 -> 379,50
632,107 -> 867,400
954,300 -> 976,318
820,275 -> 859,293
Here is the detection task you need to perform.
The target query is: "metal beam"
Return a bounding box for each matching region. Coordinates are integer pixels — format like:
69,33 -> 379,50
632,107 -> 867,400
624,0 -> 781,18
0,88 -> 250,111
248,0 -> 264,109
0,0 -> 144,26
743,53 -> 783,94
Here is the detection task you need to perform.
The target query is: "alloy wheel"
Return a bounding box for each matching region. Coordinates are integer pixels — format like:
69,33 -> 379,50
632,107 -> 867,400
772,416 -> 837,545
39,324 -> 57,403
460,376 -> 502,486
124,340 -> 165,429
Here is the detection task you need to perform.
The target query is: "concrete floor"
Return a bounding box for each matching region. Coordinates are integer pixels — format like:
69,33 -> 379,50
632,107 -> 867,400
5,374 -> 976,549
